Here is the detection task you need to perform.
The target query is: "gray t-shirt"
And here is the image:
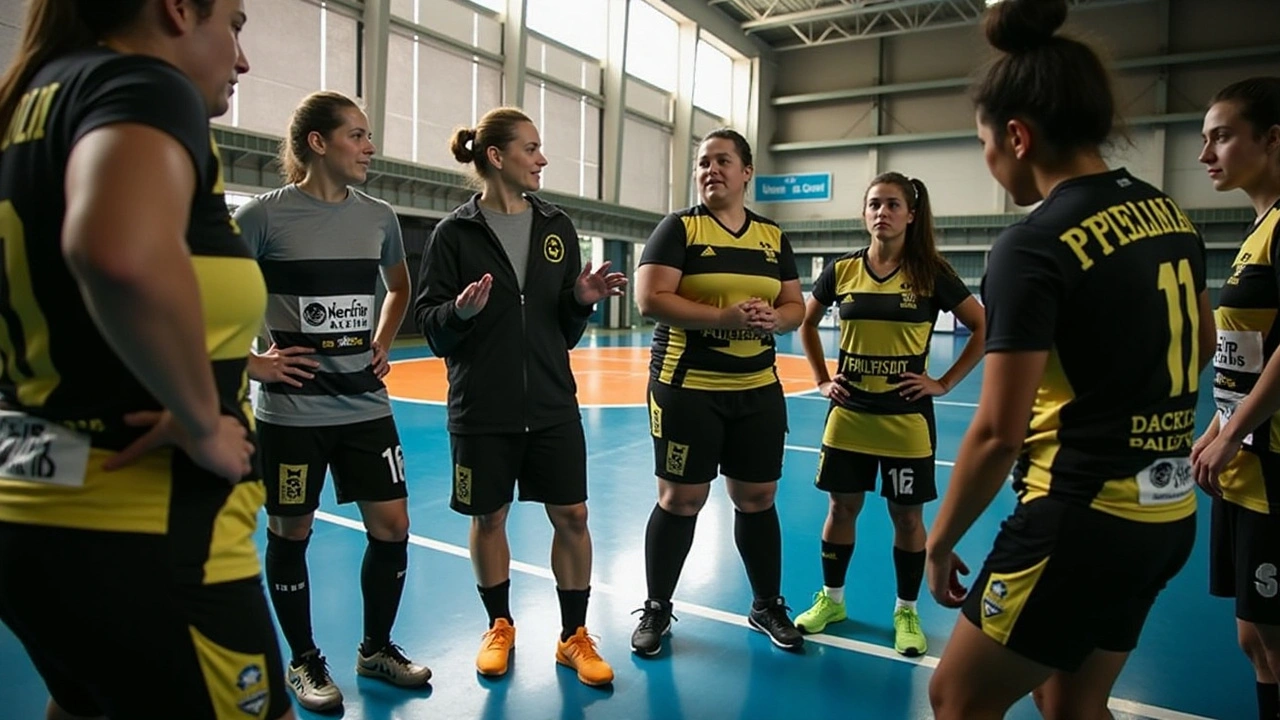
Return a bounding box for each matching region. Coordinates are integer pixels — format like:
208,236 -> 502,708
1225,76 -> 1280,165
235,185 -> 406,427
480,204 -> 534,290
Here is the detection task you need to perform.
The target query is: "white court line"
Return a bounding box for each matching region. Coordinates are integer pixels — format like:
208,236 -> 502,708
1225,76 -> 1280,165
313,510 -> 1211,720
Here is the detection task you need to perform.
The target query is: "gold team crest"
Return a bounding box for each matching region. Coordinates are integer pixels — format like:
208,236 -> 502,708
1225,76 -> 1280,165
543,234 -> 565,263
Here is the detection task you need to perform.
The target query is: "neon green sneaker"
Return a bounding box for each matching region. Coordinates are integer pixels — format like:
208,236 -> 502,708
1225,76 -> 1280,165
893,606 -> 927,657
794,589 -> 847,634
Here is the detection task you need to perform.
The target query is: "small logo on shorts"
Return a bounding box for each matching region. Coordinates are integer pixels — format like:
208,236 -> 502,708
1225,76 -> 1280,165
1256,563 -> 1278,599
278,464 -> 308,505
989,580 -> 1008,599
543,234 -> 565,263
665,442 -> 689,477
648,394 -> 663,438
982,597 -> 1003,618
455,464 -> 473,506
235,663 -> 268,716
815,449 -> 825,484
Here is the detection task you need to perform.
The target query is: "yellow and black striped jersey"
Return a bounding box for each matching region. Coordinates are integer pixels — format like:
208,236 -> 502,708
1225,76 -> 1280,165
811,249 -> 970,457
0,49 -> 266,584
640,205 -> 799,391
983,168 -> 1205,523
1213,200 -> 1280,515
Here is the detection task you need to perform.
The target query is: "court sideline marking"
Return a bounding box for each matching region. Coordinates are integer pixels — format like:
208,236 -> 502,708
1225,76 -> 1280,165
313,507 -> 1212,720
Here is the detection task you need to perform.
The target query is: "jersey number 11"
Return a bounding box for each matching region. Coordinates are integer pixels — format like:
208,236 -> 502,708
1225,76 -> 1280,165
1157,259 -> 1199,396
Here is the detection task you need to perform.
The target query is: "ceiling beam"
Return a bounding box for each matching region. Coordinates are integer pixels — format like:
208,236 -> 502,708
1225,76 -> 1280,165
741,0 -> 1158,36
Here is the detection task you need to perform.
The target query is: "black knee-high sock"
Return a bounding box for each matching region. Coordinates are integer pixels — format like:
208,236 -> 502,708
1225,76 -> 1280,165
644,504 -> 698,602
265,530 -> 316,662
479,579 -> 513,626
557,587 -> 590,641
734,506 -> 782,603
361,534 -> 408,652
893,546 -> 926,603
1257,681 -> 1278,720
821,540 -> 855,589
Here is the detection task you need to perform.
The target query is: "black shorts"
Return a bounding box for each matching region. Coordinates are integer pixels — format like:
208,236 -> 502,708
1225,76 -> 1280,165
961,496 -> 1195,672
450,420 -> 587,516
815,446 -> 937,505
259,414 -> 408,516
0,522 -> 289,719
1210,497 -> 1280,625
647,380 -> 787,484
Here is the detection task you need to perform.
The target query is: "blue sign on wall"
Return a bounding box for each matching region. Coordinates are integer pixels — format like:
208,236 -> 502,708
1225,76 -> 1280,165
754,173 -> 832,203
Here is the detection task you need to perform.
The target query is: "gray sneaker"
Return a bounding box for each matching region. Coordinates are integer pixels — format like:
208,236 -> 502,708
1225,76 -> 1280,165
287,649 -> 343,712
356,642 -> 432,687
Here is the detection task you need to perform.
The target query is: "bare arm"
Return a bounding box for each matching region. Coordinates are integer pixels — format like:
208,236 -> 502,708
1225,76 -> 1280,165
799,296 -> 832,386
937,296 -> 987,392
635,264 -> 748,331
62,124 -> 219,439
375,260 -> 412,351
771,279 -> 805,335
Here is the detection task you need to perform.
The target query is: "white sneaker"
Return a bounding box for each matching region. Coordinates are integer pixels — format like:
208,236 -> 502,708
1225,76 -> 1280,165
286,649 -> 343,712
356,642 -> 432,687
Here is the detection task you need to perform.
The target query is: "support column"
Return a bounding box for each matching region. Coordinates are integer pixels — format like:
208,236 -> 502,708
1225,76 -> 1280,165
362,0 -> 391,143
670,22 -> 699,212
867,37 -> 885,184
1152,0 -> 1170,189
602,0 -> 629,204
503,0 -> 529,109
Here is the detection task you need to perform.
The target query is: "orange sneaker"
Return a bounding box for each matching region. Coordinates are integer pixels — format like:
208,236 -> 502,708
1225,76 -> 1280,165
555,627 -> 614,686
476,618 -> 515,677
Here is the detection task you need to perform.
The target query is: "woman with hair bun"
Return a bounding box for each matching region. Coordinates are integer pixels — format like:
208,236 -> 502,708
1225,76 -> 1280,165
925,0 -> 1213,717
413,107 -> 625,687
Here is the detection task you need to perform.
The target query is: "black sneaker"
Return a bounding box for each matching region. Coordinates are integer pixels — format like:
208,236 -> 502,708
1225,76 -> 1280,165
748,596 -> 804,651
630,599 -> 676,656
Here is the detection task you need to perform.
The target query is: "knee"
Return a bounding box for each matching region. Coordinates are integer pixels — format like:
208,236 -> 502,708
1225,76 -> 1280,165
550,503 -> 590,535
730,485 -> 777,514
828,497 -> 861,524
928,673 -> 960,720
473,508 -> 509,535
889,507 -> 923,535
1240,623 -> 1271,667
368,514 -> 409,542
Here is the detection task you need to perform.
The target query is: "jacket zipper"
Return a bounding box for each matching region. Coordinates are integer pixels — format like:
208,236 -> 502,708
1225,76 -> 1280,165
520,292 -> 528,432
473,210 -> 534,433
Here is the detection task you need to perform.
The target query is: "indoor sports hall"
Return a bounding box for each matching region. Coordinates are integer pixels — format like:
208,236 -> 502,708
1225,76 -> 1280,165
1,0 -> 1277,718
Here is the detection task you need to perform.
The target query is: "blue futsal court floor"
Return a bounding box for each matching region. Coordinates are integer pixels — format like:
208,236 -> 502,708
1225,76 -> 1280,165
0,329 -> 1249,719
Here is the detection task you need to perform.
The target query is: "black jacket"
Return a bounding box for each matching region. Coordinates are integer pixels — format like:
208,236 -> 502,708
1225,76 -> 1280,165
414,194 -> 594,434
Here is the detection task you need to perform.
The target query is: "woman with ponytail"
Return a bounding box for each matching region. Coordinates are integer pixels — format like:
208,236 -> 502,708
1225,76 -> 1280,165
793,172 -> 984,658
0,1 -> 295,718
925,0 -> 1212,716
413,107 -> 624,687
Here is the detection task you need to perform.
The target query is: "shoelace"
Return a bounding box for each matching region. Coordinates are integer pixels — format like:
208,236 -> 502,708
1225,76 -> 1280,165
566,632 -> 604,659
631,605 -> 678,631
482,624 -> 514,650
896,608 -> 922,634
379,642 -> 412,666
302,653 -> 332,688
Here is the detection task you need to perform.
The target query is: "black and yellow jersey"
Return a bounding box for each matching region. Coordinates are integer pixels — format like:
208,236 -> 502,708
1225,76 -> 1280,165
811,249 -> 970,458
639,205 -> 799,391
1213,200 -> 1280,515
983,168 -> 1204,523
0,49 -> 266,584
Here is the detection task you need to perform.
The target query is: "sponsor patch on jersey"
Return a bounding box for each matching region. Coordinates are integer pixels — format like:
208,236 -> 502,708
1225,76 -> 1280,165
298,294 -> 374,334
0,411 -> 89,487
1135,456 -> 1194,506
1215,330 -> 1264,374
